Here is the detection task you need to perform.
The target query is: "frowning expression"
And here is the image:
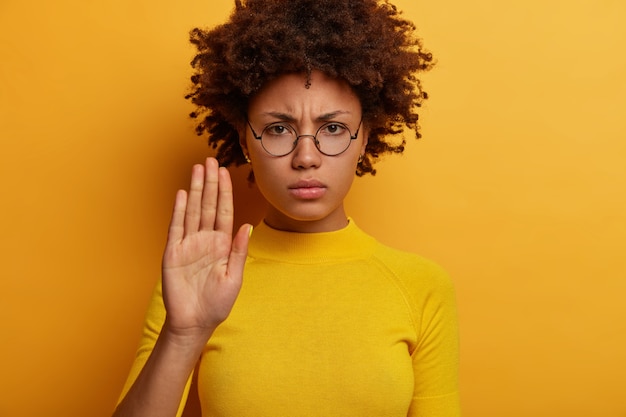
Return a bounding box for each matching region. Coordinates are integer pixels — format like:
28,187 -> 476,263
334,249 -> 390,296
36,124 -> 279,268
242,70 -> 367,233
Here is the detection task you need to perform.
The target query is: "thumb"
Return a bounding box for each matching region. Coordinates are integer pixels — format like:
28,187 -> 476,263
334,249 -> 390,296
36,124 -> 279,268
228,224 -> 252,280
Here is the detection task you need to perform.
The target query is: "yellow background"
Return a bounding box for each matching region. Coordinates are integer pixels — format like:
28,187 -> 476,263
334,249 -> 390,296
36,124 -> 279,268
1,0 -> 625,416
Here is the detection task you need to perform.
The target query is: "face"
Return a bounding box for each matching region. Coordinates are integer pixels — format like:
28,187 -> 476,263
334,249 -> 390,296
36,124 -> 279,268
242,70 -> 368,233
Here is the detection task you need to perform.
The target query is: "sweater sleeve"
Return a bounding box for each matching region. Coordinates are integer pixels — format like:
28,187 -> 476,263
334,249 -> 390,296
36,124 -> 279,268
116,281 -> 192,417
403,259 -> 461,417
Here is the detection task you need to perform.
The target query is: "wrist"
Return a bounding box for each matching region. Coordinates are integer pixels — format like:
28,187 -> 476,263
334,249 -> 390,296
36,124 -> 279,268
161,317 -> 216,350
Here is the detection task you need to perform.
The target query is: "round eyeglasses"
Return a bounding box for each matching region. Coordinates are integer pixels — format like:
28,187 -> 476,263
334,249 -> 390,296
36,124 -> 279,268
246,119 -> 362,157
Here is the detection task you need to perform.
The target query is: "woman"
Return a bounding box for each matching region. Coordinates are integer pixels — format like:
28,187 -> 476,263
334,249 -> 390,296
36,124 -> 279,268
114,0 -> 459,416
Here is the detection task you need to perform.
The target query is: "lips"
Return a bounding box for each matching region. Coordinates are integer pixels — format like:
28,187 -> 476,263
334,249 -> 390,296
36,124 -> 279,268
288,179 -> 327,199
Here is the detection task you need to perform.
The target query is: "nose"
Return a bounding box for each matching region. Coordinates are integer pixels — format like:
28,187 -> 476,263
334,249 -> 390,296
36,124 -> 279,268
291,134 -> 322,169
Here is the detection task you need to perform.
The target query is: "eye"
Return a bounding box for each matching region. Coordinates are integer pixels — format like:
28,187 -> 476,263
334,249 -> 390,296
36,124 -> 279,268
265,123 -> 295,137
320,123 -> 348,136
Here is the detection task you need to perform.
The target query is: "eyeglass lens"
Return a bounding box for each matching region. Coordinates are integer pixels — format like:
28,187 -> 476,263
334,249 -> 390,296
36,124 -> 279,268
260,122 -> 354,156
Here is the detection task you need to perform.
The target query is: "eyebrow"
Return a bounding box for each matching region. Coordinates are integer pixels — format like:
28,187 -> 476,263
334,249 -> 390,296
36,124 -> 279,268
261,110 -> 352,123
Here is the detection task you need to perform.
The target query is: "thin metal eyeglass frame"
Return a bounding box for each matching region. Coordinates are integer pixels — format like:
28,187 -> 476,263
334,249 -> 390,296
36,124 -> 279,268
246,118 -> 363,157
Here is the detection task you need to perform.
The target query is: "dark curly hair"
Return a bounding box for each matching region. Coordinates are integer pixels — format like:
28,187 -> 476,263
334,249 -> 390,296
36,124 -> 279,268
186,0 -> 434,176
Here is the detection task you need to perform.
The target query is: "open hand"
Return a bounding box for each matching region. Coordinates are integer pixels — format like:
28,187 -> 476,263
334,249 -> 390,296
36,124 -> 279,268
161,157 -> 251,339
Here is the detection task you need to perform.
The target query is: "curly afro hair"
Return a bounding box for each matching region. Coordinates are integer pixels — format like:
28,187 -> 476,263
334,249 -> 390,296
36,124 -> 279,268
186,0 -> 434,176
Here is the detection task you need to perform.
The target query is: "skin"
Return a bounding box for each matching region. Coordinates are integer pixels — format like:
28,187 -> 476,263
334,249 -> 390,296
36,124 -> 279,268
113,160 -> 251,417
113,70 -> 367,416
242,70 -> 368,233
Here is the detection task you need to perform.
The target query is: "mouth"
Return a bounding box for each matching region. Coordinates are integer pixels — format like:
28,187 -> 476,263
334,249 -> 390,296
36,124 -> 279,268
288,180 -> 327,200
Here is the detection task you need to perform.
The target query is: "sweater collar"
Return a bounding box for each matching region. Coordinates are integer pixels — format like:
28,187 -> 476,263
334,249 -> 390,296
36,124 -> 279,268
248,218 -> 376,264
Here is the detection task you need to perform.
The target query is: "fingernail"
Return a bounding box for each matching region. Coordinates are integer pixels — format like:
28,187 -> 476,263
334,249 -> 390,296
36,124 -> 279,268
248,225 -> 254,237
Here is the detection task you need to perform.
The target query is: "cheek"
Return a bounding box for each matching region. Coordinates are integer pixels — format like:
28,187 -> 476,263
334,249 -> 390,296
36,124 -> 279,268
247,137 -> 268,160
331,160 -> 359,192
249,159 -> 285,196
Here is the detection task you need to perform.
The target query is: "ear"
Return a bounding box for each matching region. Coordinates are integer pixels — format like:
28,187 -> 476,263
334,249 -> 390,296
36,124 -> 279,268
237,125 -> 252,164
237,123 -> 249,157
359,124 -> 369,155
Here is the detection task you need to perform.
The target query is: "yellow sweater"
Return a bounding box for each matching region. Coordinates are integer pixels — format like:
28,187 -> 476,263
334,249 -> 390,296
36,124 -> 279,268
122,219 -> 460,416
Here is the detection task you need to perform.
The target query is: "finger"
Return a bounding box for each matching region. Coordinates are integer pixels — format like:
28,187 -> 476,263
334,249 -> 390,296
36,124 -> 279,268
183,163 -> 205,235
227,223 -> 252,282
214,166 -> 234,234
167,189 -> 187,244
199,157 -> 220,231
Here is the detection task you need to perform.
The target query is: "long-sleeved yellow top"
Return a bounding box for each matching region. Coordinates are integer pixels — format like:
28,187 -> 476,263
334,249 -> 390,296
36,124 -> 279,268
120,219 -> 460,416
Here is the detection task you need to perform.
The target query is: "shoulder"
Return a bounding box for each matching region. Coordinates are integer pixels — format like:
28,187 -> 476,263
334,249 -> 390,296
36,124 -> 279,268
368,241 -> 457,312
350,221 -> 454,294
372,242 -> 453,289
368,242 -> 459,346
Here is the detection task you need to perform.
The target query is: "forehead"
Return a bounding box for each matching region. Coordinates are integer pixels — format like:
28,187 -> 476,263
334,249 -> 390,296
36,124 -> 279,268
248,70 -> 362,117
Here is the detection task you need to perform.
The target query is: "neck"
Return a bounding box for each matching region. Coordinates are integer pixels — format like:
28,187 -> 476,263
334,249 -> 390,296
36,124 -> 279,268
263,206 -> 349,233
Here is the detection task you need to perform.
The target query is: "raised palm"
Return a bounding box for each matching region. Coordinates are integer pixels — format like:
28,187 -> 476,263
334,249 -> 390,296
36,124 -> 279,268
161,158 -> 251,338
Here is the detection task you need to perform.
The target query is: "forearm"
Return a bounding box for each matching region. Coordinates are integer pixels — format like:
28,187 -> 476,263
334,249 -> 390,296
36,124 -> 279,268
113,321 -> 214,417
115,159 -> 248,417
